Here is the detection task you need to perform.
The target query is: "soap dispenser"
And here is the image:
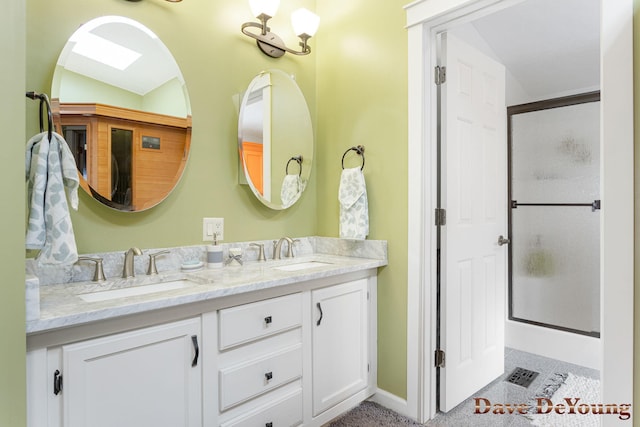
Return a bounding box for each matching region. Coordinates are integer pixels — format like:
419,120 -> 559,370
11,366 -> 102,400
207,233 -> 223,269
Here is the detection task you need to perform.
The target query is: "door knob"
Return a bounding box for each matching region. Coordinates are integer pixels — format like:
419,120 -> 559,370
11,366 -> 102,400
497,235 -> 510,246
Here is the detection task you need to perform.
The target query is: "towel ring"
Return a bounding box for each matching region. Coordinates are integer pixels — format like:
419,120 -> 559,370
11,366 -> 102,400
26,91 -> 53,141
286,155 -> 303,176
341,145 -> 365,170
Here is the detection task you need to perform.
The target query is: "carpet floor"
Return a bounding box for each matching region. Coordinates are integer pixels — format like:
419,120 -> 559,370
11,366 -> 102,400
328,401 -> 423,426
327,348 -> 600,427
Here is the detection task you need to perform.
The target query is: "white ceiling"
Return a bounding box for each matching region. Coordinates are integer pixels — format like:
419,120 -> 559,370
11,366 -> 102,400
466,0 -> 600,103
60,18 -> 183,96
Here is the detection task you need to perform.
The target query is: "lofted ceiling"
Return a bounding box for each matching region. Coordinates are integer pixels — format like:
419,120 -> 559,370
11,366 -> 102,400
60,17 -> 183,96
468,0 -> 600,103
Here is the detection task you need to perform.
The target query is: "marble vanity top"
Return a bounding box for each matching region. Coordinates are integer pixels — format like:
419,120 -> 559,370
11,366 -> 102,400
26,238 -> 387,334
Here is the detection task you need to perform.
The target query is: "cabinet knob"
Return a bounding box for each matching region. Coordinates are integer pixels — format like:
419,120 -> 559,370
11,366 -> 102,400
265,371 -> 273,381
264,316 -> 272,324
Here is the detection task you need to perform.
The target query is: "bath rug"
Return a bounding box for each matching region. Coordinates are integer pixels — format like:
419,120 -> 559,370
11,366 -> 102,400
526,372 -> 569,407
524,372 -> 601,427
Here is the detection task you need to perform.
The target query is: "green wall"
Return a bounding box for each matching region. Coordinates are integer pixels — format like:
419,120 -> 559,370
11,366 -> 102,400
59,71 -> 189,117
25,0 -> 409,401
58,70 -> 143,110
1,1 -> 26,426
314,0 -> 409,398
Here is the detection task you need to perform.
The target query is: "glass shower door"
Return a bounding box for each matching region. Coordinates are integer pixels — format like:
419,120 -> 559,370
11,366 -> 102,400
509,94 -> 600,337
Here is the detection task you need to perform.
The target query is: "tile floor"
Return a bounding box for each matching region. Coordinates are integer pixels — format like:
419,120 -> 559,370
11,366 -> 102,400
425,347 -> 600,426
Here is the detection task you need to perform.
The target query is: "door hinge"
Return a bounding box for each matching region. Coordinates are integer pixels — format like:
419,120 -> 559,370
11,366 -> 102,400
367,363 -> 370,373
435,208 -> 447,226
53,369 -> 63,395
435,66 -> 447,85
367,291 -> 370,300
435,349 -> 446,368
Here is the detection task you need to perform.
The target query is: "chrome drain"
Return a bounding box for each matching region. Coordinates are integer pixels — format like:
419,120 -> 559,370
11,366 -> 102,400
506,367 -> 539,388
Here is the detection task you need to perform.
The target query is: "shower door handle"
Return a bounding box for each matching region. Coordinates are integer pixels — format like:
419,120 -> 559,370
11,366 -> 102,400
497,235 -> 510,246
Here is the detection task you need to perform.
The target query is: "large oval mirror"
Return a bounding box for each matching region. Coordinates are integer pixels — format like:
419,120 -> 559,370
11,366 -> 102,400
238,69 -> 313,210
51,16 -> 192,212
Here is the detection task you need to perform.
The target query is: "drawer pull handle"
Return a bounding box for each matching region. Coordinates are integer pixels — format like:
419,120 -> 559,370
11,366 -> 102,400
316,302 -> 323,326
265,371 -> 273,381
53,369 -> 63,395
266,423 -> 273,427
191,335 -> 199,367
264,316 -> 272,324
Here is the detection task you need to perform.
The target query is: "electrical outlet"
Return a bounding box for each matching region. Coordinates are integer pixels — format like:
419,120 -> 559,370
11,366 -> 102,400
202,218 -> 224,242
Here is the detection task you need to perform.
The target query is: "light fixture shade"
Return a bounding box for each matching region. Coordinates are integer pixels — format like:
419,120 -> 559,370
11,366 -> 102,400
249,0 -> 280,18
291,8 -> 320,37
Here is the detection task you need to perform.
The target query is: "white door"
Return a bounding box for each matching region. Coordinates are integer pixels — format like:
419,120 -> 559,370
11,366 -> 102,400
312,279 -> 369,416
62,318 -> 202,427
439,32 -> 507,412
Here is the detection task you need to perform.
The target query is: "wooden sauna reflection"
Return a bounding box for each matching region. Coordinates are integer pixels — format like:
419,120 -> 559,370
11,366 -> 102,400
54,101 -> 191,210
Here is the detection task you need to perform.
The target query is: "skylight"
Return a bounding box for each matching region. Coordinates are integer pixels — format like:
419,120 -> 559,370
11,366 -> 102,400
71,32 -> 141,71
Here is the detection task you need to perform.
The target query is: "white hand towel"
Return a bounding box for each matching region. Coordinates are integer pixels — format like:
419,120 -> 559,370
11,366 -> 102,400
280,174 -> 303,208
25,131 -> 79,265
338,167 -> 369,240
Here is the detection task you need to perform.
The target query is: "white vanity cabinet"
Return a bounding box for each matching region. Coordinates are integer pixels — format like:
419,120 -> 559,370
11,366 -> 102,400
311,278 -> 370,416
209,276 -> 376,427
28,269 -> 379,427
27,318 -> 202,427
214,293 -> 304,427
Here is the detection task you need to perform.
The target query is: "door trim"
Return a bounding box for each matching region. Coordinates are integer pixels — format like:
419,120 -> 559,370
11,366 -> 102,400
405,0 -> 634,423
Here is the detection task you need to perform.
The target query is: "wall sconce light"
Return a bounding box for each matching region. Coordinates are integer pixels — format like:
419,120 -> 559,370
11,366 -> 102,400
241,0 -> 320,58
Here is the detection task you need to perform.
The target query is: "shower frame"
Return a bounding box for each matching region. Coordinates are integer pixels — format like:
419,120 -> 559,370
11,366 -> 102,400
506,91 -> 601,338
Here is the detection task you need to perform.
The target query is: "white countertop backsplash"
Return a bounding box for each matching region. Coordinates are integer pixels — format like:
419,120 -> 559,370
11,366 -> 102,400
26,237 -> 387,334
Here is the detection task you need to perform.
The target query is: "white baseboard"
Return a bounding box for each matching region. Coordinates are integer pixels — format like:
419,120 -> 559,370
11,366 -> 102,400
505,320 -> 601,370
369,389 -> 411,419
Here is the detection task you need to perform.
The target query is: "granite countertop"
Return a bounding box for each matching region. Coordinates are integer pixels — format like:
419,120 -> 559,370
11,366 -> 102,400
27,253 -> 387,334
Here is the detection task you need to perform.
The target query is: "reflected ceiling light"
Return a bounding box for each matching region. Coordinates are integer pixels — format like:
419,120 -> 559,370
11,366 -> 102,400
242,0 -> 320,58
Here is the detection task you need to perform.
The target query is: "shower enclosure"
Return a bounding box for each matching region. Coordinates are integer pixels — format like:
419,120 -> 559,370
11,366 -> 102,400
508,92 -> 600,337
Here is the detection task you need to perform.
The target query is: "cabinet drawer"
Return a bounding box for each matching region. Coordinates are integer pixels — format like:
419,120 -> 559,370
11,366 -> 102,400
221,389 -> 303,427
219,344 -> 302,411
219,293 -> 302,350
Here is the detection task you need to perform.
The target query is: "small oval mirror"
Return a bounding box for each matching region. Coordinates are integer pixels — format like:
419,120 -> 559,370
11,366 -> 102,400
52,16 -> 192,212
238,69 -> 313,210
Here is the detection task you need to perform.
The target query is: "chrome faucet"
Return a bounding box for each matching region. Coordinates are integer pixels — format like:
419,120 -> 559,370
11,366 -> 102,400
122,247 -> 143,278
272,237 -> 293,260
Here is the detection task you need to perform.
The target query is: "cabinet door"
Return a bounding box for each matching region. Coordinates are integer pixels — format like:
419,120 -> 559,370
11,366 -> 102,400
312,279 -> 369,416
61,318 -> 201,427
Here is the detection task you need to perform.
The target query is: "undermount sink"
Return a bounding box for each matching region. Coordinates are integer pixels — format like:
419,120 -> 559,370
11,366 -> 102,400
272,261 -> 333,272
79,279 -> 197,303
